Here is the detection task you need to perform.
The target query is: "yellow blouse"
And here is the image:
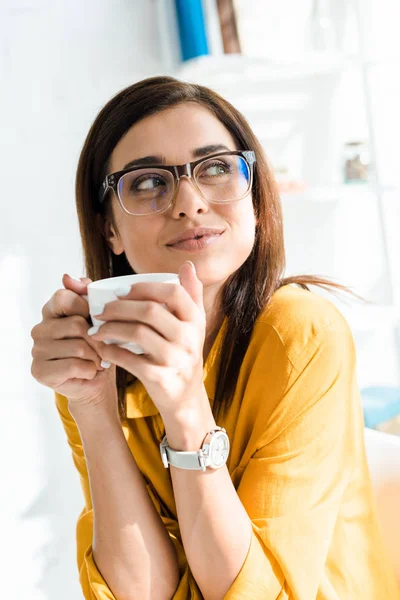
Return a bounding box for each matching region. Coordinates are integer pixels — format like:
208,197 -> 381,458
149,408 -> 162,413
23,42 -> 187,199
55,285 -> 400,599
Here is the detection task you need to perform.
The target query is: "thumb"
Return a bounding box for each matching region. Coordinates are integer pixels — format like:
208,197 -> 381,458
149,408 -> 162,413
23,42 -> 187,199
62,273 -> 93,295
178,261 -> 204,314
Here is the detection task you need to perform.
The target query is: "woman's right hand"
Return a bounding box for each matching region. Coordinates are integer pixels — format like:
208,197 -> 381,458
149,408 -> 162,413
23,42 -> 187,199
31,274 -> 118,408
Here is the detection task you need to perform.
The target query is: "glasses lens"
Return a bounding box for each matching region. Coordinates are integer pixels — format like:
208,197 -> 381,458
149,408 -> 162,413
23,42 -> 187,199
193,154 -> 251,202
118,169 -> 174,215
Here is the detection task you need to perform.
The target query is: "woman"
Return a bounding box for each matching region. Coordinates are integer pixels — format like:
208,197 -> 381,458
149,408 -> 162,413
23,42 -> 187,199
31,76 -> 399,600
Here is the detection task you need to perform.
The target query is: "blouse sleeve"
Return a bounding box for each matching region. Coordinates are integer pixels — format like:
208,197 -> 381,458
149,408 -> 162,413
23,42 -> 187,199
55,393 -> 118,599
224,320 -> 360,599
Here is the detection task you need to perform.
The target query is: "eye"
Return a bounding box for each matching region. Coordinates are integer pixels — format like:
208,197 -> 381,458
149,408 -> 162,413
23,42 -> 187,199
207,162 -> 228,176
198,160 -> 233,179
132,174 -> 167,191
204,161 -> 229,176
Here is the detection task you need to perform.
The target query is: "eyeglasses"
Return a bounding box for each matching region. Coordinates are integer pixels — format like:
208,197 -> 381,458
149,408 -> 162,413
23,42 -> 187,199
99,150 -> 256,216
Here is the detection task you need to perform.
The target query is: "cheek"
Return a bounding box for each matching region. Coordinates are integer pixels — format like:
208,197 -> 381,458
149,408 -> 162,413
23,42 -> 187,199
220,202 -> 256,260
117,215 -> 164,255
225,197 -> 256,233
238,202 -> 257,249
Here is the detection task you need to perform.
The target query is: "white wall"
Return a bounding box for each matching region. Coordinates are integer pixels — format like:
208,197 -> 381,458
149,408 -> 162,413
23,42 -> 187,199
2,1 -> 399,599
1,1 -> 168,598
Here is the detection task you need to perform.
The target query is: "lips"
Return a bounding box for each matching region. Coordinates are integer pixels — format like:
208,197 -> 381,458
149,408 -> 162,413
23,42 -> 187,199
168,233 -> 223,252
166,228 -> 225,246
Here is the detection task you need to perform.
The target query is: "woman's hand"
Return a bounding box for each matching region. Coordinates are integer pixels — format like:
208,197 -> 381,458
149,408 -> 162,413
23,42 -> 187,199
31,274 -> 118,408
88,262 -> 208,420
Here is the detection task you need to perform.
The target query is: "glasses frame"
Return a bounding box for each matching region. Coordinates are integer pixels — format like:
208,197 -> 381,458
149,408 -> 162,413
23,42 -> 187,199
98,150 -> 256,216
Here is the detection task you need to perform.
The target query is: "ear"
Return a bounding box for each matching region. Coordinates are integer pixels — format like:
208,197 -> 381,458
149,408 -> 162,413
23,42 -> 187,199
97,214 -> 125,256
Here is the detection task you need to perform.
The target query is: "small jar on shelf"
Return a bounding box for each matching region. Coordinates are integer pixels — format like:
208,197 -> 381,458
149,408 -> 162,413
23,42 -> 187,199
343,140 -> 372,184
274,166 -> 307,194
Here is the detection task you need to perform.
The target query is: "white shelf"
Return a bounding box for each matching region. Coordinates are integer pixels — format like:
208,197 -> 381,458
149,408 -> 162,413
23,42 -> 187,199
280,184 -> 376,203
280,183 -> 399,203
176,52 -> 356,84
176,53 -> 400,86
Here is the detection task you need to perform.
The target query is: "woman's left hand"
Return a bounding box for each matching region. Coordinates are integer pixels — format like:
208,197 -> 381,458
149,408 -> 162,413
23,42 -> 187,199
89,261 -> 208,419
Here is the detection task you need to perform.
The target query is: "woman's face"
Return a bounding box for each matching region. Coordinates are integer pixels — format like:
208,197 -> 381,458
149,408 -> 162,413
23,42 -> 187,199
105,102 -> 257,290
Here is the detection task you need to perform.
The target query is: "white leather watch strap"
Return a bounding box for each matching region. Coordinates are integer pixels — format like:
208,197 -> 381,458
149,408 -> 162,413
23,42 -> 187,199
160,427 -> 227,472
163,444 -> 208,470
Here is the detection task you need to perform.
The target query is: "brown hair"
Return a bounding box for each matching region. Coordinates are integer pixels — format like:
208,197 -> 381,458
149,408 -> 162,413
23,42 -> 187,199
76,76 -> 359,422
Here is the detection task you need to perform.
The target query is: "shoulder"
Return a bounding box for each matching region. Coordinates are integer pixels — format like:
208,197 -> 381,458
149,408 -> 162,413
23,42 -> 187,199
237,285 -> 358,449
252,284 -> 355,367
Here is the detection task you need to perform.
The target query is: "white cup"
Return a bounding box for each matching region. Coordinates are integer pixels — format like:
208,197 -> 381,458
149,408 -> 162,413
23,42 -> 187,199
83,273 -> 180,354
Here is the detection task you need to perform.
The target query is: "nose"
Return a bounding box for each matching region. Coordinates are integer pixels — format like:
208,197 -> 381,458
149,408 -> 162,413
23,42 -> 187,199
170,174 -> 209,218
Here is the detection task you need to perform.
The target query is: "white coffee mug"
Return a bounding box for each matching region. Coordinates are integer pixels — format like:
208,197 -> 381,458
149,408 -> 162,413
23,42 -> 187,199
83,273 -> 180,354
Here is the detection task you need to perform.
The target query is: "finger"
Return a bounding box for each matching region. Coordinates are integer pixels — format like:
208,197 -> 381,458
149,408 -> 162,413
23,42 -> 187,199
42,288 -> 91,320
33,314 -> 89,341
114,282 -> 202,324
31,357 -> 99,386
38,314 -> 98,340
178,261 -> 205,315
97,343 -> 152,378
92,300 -> 178,342
32,338 -> 104,369
62,273 -> 92,295
90,321 -> 179,364
32,314 -> 106,360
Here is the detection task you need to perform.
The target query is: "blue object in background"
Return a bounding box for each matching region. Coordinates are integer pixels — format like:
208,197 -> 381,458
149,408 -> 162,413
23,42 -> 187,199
361,386 -> 400,429
174,0 -> 210,62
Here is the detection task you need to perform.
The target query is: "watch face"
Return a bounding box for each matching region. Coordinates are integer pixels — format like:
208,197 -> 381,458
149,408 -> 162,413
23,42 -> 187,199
210,432 -> 230,467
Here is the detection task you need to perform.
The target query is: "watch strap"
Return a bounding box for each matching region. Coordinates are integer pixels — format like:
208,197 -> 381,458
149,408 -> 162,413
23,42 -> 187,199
160,427 -> 225,471
161,441 -> 208,470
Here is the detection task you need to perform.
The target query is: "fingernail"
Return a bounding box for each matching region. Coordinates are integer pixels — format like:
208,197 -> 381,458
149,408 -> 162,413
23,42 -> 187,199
185,261 -> 196,274
70,275 -> 83,282
88,326 -> 100,336
91,304 -> 105,315
101,360 -> 111,369
115,286 -> 131,297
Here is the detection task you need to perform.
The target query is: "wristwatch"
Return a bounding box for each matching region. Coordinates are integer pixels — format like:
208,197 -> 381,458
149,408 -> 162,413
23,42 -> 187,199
160,427 -> 230,471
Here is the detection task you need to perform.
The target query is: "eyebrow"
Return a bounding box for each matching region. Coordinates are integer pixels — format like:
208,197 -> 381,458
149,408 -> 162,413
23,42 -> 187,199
122,144 -> 232,170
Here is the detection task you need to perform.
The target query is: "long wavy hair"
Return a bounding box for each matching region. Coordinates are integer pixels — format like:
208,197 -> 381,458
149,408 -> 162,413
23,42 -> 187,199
75,76 -> 357,422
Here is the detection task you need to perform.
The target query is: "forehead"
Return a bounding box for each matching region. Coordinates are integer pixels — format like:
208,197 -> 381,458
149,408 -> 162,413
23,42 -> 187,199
110,102 -> 238,171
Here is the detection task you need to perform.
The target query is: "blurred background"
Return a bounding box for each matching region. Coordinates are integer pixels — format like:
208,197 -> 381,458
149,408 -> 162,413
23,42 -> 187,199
1,0 -> 399,598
